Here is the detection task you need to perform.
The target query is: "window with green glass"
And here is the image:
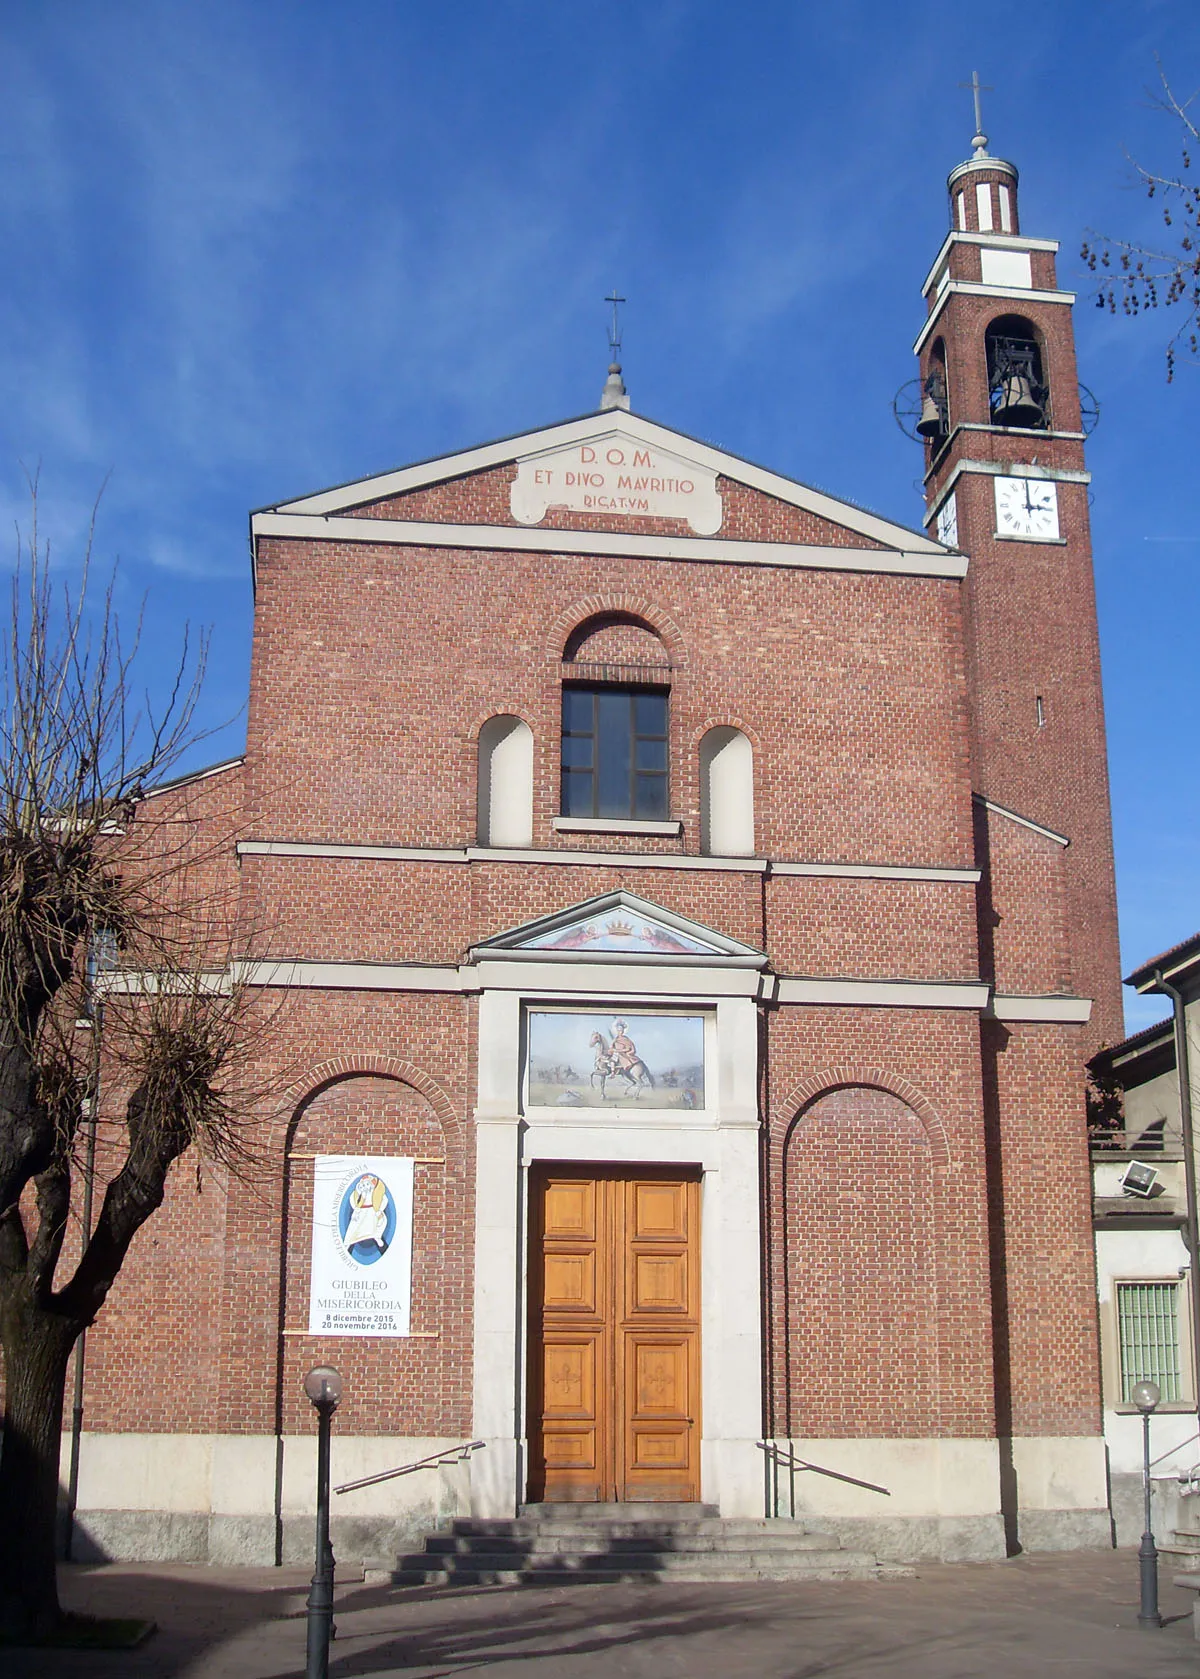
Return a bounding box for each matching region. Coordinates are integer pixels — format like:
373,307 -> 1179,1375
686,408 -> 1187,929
560,685 -> 668,820
1116,1281 -> 1182,1403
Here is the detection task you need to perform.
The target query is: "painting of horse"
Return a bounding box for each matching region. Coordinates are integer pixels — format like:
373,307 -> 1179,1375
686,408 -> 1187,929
527,1011 -> 704,1110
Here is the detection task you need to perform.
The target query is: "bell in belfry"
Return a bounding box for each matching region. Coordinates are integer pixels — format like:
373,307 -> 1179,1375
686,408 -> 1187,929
993,372 -> 1042,428
916,389 -> 945,439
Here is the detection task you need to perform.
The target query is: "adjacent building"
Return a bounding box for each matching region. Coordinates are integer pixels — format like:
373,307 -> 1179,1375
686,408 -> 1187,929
1090,935 -> 1200,1549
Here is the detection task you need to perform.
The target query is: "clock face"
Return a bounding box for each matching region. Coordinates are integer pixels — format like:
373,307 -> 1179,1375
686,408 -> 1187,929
936,492 -> 958,548
994,475 -> 1059,540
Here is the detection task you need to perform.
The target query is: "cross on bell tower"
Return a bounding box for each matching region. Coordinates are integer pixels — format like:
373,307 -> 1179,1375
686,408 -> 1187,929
959,69 -> 994,156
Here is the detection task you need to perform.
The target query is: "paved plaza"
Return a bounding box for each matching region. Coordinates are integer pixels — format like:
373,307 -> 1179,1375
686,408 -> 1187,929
7,1548 -> 1200,1678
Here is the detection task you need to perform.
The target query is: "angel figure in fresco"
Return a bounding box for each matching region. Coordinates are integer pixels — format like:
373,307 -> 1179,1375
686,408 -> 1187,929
343,1172 -> 391,1254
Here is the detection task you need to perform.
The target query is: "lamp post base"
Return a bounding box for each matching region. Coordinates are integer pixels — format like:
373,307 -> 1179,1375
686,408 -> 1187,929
1138,1531 -> 1163,1630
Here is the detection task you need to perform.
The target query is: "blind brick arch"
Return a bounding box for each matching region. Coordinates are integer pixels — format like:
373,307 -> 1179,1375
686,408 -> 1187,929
545,595 -> 687,668
777,1084 -> 939,1437
283,1055 -> 463,1149
773,1064 -> 951,1168
277,1064 -> 470,1439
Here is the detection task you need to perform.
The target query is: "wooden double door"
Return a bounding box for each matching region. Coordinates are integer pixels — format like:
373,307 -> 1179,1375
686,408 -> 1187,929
527,1165 -> 701,1502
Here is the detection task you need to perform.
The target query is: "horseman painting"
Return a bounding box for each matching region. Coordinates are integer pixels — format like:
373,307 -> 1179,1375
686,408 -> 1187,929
527,1010 -> 705,1110
588,1025 -> 655,1098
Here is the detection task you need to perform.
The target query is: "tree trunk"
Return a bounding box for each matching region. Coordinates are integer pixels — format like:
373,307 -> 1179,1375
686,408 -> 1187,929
0,1297 -> 77,1640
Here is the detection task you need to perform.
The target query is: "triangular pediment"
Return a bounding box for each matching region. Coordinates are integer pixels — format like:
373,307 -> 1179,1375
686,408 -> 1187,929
471,890 -> 766,965
260,409 -> 945,557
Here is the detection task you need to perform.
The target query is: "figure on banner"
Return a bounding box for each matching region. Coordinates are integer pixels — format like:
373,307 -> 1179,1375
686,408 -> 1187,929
342,1171 -> 391,1258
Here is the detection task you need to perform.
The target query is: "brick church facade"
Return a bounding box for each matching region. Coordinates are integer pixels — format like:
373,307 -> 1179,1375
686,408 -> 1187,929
70,130 -> 1122,1564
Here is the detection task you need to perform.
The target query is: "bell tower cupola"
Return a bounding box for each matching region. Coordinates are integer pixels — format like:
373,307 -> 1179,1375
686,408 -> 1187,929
947,138 -> 1020,239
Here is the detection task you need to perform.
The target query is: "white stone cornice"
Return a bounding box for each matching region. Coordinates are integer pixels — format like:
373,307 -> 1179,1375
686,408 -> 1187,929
914,282 -> 1075,356
232,959 -> 463,993
920,230 -> 1061,297
973,795 -> 1070,848
233,959 -> 992,1011
775,977 -> 989,1009
990,994 -> 1093,1023
239,839 -> 473,865
236,838 -> 979,883
928,458 -> 1090,518
250,512 -> 965,582
771,860 -> 980,884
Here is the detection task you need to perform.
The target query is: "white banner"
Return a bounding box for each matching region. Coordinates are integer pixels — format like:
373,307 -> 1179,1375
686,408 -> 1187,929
308,1156 -> 414,1337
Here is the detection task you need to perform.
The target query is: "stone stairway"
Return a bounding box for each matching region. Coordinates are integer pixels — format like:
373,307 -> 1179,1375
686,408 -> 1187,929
369,1502 -> 911,1586
1159,1527 -> 1200,1565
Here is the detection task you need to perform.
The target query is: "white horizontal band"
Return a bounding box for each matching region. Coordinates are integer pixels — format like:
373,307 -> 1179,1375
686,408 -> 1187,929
232,959 -> 463,993
771,860 -> 980,884
251,512 -> 966,581
236,839 -> 978,883
921,230 -> 1060,297
232,959 -> 991,1010
928,461 -> 1090,526
973,795 -> 1070,847
775,977 -> 989,1009
990,994 -> 1093,1023
106,961 -> 1090,1020
914,282 -> 1074,355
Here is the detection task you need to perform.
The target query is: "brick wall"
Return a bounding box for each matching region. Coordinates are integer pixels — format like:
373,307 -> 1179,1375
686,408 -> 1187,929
765,1006 -> 998,1442
245,537 -> 974,868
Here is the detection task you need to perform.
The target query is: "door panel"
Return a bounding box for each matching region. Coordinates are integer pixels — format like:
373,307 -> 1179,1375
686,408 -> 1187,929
543,1252 -> 596,1311
632,1178 -> 689,1240
631,1252 -> 688,1312
528,1167 -> 700,1502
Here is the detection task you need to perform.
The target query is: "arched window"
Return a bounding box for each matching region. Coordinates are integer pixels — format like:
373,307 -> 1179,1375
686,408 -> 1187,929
477,715 -> 533,847
985,314 -> 1049,430
560,615 -> 672,822
700,726 -> 754,856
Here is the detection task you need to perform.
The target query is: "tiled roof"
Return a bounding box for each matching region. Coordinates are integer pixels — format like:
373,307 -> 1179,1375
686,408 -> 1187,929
1126,930 -> 1200,992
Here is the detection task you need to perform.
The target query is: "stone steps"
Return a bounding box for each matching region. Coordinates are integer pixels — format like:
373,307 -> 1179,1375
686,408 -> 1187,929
1159,1529 -> 1200,1562
368,1503 -> 912,1587
423,1530 -> 840,1555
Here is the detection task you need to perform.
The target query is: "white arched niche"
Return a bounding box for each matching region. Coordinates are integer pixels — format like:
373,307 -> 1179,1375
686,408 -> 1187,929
477,715 -> 534,847
700,726 -> 754,856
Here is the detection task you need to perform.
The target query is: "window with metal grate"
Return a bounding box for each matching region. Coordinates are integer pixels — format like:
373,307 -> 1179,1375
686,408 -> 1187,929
1117,1281 -> 1182,1403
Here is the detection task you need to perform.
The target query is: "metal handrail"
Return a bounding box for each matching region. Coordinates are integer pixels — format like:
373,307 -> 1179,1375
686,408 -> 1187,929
334,1439 -> 485,1496
757,1439 -> 891,1499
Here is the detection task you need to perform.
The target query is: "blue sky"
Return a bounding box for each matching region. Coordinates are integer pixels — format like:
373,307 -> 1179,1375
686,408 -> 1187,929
2,1 -> 1198,1034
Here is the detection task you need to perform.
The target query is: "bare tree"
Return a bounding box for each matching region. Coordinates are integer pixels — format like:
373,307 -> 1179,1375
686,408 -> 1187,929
1081,65 -> 1200,380
0,489 -> 275,1641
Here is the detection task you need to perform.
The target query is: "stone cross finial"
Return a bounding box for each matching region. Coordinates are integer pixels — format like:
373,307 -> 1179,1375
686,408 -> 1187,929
959,70 -> 994,157
600,290 -> 630,410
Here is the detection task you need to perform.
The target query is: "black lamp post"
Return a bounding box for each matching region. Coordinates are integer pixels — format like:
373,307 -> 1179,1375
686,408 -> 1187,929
1132,1378 -> 1163,1630
303,1365 -> 343,1679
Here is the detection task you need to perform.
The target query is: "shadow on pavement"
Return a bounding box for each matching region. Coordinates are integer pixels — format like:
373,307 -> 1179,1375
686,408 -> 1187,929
3,1548 -> 1196,1679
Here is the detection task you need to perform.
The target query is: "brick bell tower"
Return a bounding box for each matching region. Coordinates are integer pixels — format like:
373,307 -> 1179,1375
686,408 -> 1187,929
913,107 -> 1123,1050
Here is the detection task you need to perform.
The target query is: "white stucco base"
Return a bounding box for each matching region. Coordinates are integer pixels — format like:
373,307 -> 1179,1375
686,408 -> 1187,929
59,1432 -> 472,1565
59,1425 -> 1110,1565
761,1434 -> 1110,1558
